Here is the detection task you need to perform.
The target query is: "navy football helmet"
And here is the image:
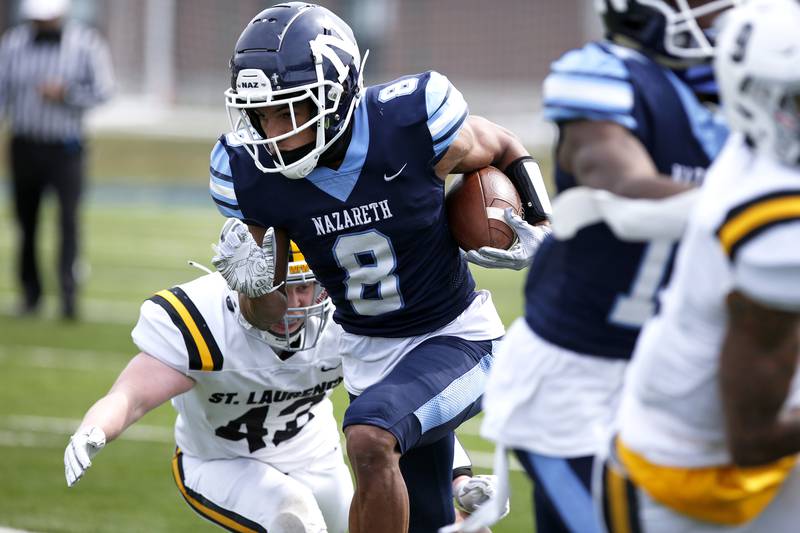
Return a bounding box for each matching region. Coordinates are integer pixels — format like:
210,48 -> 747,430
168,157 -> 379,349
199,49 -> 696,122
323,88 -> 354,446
225,2 -> 366,179
596,0 -> 742,65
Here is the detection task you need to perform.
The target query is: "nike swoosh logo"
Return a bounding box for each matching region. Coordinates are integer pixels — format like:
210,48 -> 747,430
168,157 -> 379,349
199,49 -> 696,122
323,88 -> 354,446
384,163 -> 407,181
321,363 -> 342,372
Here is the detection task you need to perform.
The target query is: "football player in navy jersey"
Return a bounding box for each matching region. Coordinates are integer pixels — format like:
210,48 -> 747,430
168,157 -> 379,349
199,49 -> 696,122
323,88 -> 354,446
206,3 -> 550,532
475,2 -> 737,533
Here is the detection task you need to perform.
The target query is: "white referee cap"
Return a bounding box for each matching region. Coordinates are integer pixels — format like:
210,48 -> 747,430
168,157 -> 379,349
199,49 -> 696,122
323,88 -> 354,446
21,0 -> 70,21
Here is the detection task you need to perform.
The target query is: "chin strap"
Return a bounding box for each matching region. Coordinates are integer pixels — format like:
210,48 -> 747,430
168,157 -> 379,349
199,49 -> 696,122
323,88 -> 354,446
319,119 -> 354,167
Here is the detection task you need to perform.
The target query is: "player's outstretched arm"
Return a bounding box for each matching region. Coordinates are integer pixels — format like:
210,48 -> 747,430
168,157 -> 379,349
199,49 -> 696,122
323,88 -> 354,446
64,352 -> 194,487
238,224 -> 289,330
211,219 -> 289,330
720,291 -> 800,467
559,120 -> 692,199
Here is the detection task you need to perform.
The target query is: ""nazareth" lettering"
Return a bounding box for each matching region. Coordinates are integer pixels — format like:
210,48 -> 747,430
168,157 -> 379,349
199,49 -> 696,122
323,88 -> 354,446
311,199 -> 393,236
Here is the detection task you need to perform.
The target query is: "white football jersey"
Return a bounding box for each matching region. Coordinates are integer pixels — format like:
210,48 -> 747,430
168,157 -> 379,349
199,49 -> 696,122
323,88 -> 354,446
619,133 -> 800,468
132,273 -> 345,473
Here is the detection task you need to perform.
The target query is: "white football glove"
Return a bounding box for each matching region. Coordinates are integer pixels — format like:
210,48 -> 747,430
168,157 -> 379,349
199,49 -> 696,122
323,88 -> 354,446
440,448 -> 511,533
211,218 -> 282,297
454,475 -> 510,516
64,426 -> 106,487
465,208 -> 551,270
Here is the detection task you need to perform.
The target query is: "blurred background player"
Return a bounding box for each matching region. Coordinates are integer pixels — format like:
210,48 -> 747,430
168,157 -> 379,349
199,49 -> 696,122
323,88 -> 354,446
65,236 -> 506,532
479,1 -> 736,532
65,242 -> 353,532
599,1 -> 800,531
0,0 -> 113,319
207,3 -> 550,532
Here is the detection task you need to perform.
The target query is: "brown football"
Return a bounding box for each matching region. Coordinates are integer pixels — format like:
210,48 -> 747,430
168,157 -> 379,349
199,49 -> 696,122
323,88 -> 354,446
446,166 -> 523,252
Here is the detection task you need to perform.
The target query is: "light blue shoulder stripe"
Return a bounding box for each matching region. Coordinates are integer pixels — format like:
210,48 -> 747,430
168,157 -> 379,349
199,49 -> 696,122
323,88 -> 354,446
209,187 -> 237,206
543,72 -> 633,113
210,140 -> 232,177
425,72 -> 468,156
209,175 -> 238,204
429,88 -> 467,138
662,68 -> 728,160
551,42 -> 630,80
543,107 -> 637,130
432,111 -> 468,157
425,71 -> 450,119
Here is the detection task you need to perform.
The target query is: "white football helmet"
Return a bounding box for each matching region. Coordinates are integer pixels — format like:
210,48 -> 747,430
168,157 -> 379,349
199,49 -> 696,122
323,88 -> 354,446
203,230 -> 331,351
716,0 -> 800,165
262,240 -> 333,352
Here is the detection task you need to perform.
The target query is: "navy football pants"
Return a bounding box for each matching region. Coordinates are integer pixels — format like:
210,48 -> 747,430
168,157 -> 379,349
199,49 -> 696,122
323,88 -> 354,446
344,335 -> 494,533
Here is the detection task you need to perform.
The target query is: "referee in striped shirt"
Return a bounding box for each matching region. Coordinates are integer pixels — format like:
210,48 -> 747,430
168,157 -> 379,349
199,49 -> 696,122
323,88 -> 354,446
0,0 -> 113,319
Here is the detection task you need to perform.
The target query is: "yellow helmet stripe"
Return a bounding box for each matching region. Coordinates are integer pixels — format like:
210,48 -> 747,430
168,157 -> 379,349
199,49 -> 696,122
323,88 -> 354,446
289,240 -> 306,263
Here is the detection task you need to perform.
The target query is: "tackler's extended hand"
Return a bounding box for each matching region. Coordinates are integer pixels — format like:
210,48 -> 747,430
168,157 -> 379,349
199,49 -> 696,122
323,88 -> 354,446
64,426 -> 106,487
212,218 -> 282,297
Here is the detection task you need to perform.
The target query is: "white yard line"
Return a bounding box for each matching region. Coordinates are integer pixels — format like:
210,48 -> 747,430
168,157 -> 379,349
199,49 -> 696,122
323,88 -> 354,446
0,415 -> 173,443
0,414 -> 521,471
464,450 -> 524,472
0,294 -> 138,325
0,345 -> 130,371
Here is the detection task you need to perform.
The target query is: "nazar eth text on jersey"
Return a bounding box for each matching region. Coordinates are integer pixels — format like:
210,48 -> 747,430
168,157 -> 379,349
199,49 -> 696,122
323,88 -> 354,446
208,377 -> 343,405
311,199 -> 393,236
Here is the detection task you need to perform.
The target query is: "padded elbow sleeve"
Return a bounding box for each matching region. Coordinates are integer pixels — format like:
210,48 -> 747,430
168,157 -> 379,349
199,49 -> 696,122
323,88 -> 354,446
504,156 -> 552,224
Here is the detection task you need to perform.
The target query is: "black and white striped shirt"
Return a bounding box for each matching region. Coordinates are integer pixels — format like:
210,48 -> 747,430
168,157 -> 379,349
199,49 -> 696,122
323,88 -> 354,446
0,21 -> 114,142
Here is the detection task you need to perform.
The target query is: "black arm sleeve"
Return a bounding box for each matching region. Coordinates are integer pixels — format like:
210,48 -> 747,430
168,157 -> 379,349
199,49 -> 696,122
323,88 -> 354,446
504,156 -> 552,224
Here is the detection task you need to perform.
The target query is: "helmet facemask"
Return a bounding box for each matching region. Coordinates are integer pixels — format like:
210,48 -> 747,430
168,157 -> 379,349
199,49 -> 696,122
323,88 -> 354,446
261,241 -> 333,352
599,0 -> 741,65
225,20 -> 367,180
774,90 -> 800,166
733,78 -> 800,166
642,0 -> 740,61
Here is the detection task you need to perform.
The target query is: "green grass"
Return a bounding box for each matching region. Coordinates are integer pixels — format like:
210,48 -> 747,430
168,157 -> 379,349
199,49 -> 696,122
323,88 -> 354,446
0,132 -> 216,184
0,195 -> 535,532
0,132 -> 554,188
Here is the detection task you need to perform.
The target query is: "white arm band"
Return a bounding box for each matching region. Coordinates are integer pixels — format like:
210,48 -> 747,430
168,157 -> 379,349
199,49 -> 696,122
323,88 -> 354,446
551,187 -> 700,241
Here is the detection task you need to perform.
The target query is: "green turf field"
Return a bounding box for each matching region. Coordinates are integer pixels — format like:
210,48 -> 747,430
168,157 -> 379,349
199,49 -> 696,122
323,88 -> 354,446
0,190 -> 536,532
